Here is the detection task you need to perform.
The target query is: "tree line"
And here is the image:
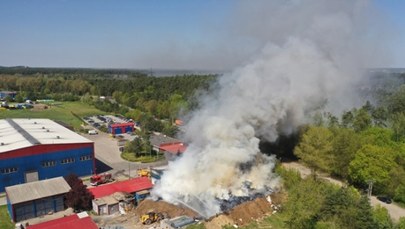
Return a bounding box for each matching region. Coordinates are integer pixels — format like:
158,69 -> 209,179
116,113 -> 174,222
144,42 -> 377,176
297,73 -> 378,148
0,72 -> 215,134
294,83 -> 405,204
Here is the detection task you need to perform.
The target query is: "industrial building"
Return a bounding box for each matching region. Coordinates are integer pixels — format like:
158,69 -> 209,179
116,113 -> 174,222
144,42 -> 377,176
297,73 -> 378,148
108,122 -> 134,135
0,118 -> 95,192
6,177 -> 71,222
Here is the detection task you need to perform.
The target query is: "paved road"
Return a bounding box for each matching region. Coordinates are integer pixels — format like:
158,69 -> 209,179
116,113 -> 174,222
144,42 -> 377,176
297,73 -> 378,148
84,132 -> 167,178
281,161 -> 405,221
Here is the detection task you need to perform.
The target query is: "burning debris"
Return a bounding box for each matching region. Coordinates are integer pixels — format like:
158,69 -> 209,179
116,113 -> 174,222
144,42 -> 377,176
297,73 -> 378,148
153,0 -> 383,218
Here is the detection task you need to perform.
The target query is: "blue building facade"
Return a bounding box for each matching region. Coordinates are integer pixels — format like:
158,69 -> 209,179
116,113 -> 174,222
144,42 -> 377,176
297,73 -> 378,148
0,91 -> 17,100
0,144 -> 94,192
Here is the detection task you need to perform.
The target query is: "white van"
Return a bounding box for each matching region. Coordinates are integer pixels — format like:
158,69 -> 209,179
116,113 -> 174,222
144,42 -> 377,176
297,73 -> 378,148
88,130 -> 98,135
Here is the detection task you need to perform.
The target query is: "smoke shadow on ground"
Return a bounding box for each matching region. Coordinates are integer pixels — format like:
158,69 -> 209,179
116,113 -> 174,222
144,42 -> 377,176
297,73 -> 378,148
94,159 -> 113,174
259,133 -> 299,162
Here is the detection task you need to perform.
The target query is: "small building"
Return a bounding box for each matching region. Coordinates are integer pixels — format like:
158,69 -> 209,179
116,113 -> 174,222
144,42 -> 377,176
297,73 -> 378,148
108,122 -> 134,135
159,142 -> 187,161
92,195 -> 119,215
89,177 -> 153,215
150,133 -> 182,152
26,212 -> 98,229
0,91 -> 17,100
6,177 -> 71,222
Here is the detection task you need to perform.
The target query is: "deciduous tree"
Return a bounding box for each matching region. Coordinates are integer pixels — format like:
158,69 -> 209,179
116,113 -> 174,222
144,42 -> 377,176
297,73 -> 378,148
64,174 -> 94,211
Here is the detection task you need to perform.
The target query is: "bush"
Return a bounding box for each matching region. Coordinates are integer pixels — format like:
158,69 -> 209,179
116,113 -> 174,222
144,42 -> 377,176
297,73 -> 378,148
394,185 -> 405,204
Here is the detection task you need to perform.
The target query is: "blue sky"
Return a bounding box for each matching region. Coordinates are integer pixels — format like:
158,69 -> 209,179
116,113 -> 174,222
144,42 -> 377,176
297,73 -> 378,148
0,0 -> 404,69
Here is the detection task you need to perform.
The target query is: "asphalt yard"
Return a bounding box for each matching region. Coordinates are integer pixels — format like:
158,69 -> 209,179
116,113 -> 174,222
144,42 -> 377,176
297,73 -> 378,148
84,131 -> 167,179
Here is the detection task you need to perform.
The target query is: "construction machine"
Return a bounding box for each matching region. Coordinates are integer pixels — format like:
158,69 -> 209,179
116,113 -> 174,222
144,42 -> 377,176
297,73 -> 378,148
137,168 -> 151,178
90,173 -> 113,186
140,212 -> 164,225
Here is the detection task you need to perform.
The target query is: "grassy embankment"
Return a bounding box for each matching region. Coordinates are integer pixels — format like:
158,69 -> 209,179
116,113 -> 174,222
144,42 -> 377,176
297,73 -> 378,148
0,101 -> 105,130
0,205 -> 14,229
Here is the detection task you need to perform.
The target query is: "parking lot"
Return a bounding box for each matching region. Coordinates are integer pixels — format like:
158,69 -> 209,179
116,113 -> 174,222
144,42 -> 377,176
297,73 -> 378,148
83,114 -> 136,130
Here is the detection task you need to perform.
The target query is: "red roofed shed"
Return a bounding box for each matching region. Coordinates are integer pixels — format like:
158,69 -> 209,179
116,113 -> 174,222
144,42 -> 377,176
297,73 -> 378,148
159,143 -> 187,154
159,142 -> 187,161
88,177 -> 152,198
26,213 -> 98,229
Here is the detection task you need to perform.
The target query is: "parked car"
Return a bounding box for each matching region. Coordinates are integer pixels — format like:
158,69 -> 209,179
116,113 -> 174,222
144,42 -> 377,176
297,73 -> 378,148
377,196 -> 392,204
88,130 -> 98,135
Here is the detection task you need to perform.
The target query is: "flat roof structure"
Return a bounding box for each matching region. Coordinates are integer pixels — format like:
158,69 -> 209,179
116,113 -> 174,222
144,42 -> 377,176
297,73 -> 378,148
150,134 -> 181,147
6,177 -> 71,205
88,177 -> 152,198
0,118 -> 92,153
26,212 -> 98,229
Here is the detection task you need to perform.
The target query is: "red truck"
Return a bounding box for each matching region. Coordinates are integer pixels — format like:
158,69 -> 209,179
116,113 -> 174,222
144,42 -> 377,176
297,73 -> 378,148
90,173 -> 113,186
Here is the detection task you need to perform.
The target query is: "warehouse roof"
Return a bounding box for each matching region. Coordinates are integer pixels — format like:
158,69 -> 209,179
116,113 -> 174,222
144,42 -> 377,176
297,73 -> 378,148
88,177 -> 153,198
150,133 -> 181,147
6,177 -> 71,205
0,118 -> 92,153
27,212 -> 98,229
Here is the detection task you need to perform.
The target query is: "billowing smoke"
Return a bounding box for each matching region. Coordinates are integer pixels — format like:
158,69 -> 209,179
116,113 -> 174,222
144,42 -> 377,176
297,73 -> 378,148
152,0 -> 386,218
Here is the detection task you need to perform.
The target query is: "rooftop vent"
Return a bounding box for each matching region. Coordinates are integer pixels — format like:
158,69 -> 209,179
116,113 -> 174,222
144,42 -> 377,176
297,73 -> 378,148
34,121 -> 37,124
42,126 -> 45,129
1,143 -> 4,146
56,136 -> 60,139
46,129 -> 50,132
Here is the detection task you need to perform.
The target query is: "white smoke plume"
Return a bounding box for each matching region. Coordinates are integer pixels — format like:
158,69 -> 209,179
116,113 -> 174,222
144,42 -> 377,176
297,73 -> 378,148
152,0 -> 386,217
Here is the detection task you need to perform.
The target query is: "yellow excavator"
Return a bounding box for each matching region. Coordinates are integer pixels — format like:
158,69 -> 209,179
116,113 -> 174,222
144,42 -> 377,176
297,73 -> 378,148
137,168 -> 151,178
140,212 -> 164,225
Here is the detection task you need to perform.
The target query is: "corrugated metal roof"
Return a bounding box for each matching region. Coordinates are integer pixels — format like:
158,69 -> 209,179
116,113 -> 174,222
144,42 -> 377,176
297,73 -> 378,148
0,118 -> 93,154
6,177 -> 71,204
150,134 -> 181,147
88,177 -> 152,198
26,213 -> 98,229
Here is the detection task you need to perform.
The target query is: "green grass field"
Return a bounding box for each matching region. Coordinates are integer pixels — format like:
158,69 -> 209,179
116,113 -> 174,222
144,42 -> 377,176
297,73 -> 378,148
0,205 -> 14,229
0,101 -> 105,130
121,152 -> 165,163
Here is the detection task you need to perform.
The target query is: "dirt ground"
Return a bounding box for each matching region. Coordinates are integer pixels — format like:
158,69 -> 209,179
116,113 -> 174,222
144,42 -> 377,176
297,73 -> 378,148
32,104 -> 49,111
135,199 -> 199,219
227,197 -> 272,226
204,196 -> 275,229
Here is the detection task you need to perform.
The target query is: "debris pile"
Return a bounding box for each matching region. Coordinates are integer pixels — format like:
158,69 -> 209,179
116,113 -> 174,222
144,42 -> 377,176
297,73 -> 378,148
226,197 -> 272,226
204,196 -> 275,228
135,199 -> 199,219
